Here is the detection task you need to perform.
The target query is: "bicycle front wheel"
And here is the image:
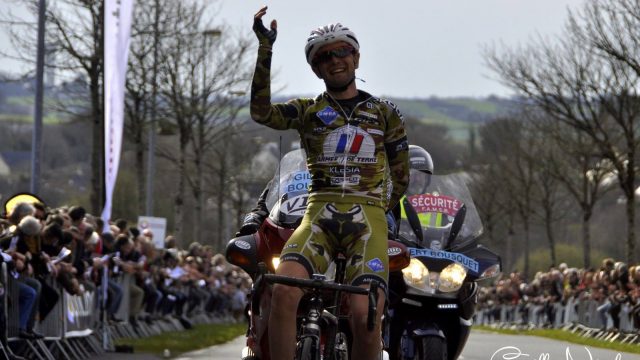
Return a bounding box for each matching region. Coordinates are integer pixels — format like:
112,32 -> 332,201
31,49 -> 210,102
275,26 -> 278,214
296,336 -> 320,360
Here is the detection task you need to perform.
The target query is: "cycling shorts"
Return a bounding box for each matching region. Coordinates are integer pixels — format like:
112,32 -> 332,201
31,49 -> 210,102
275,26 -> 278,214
280,199 -> 388,293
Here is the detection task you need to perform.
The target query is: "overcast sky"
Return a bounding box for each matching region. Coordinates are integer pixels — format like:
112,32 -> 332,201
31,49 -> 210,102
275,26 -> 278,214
216,0 -> 587,98
0,0 -> 587,98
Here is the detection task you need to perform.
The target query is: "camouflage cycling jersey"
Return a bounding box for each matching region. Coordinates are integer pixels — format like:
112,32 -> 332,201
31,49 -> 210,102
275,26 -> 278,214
250,47 -> 409,210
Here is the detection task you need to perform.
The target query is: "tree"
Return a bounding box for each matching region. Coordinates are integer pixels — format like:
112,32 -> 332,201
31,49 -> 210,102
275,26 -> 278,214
531,112 -> 611,268
153,0 -> 252,246
187,33 -> 251,245
530,140 -> 565,267
477,117 -> 537,277
123,0 -> 159,216
485,0 -> 640,263
469,164 -> 508,263
3,0 -> 104,214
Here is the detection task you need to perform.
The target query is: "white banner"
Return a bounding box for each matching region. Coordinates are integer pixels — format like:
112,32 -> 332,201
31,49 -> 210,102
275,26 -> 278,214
102,0 -> 134,231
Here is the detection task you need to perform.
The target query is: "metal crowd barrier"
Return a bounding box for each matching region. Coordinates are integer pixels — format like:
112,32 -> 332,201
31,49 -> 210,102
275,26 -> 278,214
0,260 -> 236,359
476,297 -> 639,343
113,273 -> 132,323
65,289 -> 97,337
109,272 -> 141,341
1,264 -> 106,360
5,272 -> 54,359
0,262 -> 13,359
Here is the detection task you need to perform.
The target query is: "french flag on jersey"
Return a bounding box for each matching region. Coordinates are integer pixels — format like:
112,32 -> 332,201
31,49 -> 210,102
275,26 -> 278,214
335,133 -> 364,154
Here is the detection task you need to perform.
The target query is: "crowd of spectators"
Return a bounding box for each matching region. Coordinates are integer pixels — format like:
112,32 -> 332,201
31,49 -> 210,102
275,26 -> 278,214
478,259 -> 640,332
0,199 -> 251,346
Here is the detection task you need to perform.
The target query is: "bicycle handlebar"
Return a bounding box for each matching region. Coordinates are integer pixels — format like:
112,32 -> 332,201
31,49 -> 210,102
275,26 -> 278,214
263,274 -> 369,295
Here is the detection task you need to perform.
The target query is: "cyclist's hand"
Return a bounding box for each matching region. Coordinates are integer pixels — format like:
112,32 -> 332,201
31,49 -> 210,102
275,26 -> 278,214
253,6 -> 277,47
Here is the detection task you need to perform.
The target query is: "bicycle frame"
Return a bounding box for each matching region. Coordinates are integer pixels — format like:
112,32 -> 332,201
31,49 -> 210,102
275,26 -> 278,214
261,254 -> 379,360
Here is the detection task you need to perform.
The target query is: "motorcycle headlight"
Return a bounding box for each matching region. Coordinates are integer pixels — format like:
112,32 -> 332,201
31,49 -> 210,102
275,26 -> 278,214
438,263 -> 467,292
272,256 -> 281,270
402,258 -> 430,291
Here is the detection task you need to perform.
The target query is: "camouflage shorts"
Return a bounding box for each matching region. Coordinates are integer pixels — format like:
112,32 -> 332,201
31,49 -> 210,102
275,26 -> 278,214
280,199 -> 388,292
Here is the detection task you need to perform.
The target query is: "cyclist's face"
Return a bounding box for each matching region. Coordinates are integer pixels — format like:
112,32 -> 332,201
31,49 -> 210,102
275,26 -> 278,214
312,41 -> 359,88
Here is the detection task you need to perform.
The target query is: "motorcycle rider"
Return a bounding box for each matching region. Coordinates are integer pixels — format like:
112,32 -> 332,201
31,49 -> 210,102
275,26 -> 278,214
250,6 -> 409,359
396,145 -> 456,249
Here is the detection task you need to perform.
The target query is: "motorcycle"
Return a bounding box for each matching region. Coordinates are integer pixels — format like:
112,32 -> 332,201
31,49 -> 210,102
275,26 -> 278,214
226,149 -> 410,360
385,172 -> 501,360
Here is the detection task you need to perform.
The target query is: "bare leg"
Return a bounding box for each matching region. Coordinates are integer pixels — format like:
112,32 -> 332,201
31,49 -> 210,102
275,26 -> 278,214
349,287 -> 386,359
269,261 -> 308,360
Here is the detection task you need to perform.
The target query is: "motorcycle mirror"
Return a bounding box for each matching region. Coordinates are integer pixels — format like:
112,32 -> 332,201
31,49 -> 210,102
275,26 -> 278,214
446,204 -> 466,246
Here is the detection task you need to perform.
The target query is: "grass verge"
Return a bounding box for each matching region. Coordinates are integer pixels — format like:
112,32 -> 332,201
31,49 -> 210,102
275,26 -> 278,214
114,322 -> 246,357
474,325 -> 640,354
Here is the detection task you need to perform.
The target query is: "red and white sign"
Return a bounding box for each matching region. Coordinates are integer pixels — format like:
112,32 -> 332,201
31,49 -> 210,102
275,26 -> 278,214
407,194 -> 461,217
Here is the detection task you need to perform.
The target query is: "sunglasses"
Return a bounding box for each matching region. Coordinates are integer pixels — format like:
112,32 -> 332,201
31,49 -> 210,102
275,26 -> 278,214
312,46 -> 355,65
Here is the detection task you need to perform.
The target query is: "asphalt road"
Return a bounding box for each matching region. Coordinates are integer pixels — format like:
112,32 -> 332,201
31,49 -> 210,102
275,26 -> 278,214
175,330 -> 640,360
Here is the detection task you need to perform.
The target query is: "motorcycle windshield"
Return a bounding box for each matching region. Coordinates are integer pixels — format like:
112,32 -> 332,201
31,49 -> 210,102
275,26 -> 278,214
265,149 -> 310,227
399,171 -> 483,250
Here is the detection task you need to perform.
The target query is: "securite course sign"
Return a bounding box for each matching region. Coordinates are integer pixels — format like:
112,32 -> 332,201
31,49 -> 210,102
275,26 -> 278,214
407,194 -> 461,217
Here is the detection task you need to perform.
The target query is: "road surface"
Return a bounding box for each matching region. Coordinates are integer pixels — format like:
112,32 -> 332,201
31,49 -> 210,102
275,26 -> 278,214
97,330 -> 640,359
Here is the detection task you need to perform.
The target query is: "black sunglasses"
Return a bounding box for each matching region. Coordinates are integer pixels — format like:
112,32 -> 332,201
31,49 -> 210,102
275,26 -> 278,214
312,46 -> 355,65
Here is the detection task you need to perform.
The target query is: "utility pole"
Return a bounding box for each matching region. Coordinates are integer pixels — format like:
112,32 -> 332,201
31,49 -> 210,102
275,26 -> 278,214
145,0 -> 160,216
31,0 -> 46,195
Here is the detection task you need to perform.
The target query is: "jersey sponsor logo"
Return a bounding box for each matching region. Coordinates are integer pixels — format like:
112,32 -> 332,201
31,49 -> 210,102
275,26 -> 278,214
329,166 -> 361,175
313,126 -> 327,134
330,175 -> 361,186
408,193 -> 461,217
382,99 -> 404,122
318,126 -> 377,164
387,247 -> 402,256
316,106 -> 339,125
396,139 -> 409,152
409,247 -> 479,274
366,258 -> 385,273
357,111 -> 378,120
353,117 -> 380,125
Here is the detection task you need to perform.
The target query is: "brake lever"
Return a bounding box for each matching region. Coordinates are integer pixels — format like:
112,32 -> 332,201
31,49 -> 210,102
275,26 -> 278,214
366,280 -> 380,331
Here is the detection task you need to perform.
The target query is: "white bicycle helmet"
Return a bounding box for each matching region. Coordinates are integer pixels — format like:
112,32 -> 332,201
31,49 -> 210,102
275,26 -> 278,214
305,23 -> 359,65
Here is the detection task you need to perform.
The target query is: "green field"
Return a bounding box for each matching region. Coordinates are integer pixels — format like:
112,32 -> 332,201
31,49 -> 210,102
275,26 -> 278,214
0,113 -> 66,124
447,98 -> 499,114
114,322 -> 246,357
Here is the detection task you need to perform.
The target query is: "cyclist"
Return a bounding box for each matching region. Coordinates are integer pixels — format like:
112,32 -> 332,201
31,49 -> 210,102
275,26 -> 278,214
250,6 -> 409,359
